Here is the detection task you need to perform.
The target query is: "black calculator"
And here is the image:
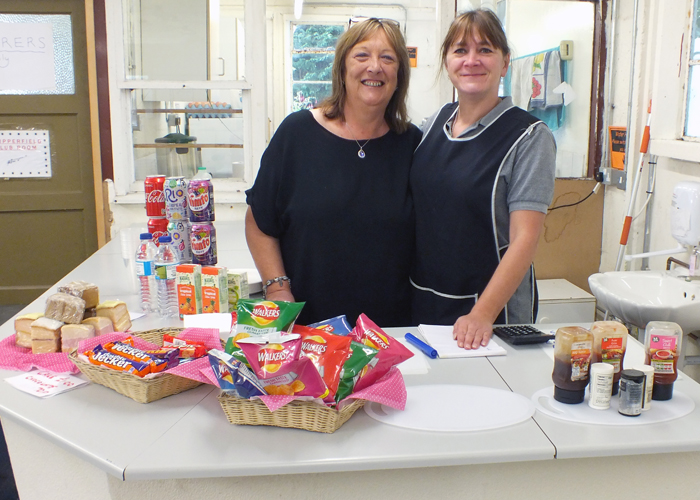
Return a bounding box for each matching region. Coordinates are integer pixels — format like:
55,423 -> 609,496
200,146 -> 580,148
492,325 -> 555,345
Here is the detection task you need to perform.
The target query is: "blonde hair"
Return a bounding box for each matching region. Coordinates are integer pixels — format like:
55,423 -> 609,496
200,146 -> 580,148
321,18 -> 411,134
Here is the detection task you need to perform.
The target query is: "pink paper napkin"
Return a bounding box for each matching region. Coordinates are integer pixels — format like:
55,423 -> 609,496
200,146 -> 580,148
200,364 -> 219,386
165,357 -> 212,384
0,335 -> 80,374
338,366 -> 407,411
249,366 -> 408,413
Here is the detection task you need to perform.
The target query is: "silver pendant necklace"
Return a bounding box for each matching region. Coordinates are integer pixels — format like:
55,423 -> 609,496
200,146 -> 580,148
345,122 -> 371,159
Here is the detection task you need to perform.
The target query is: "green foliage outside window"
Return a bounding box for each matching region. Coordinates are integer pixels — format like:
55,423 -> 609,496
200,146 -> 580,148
292,24 -> 344,111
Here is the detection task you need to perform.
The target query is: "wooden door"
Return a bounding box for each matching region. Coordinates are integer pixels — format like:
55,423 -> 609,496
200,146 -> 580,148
0,0 -> 100,304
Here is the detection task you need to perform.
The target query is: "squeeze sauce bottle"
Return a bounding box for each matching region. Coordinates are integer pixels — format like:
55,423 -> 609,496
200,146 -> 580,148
552,326 -> 593,404
644,321 -> 683,401
590,321 -> 628,395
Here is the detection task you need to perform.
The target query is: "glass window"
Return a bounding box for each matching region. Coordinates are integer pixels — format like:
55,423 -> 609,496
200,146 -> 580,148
685,0 -> 700,138
109,0 -> 263,197
290,24 -> 344,111
0,14 -> 74,95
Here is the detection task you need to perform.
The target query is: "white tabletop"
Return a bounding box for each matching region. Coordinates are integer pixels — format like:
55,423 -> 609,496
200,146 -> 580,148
2,223 -> 700,481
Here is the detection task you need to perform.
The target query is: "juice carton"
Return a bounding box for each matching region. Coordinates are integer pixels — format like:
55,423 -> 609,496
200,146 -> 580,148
202,266 -> 229,313
176,264 -> 202,317
227,271 -> 250,310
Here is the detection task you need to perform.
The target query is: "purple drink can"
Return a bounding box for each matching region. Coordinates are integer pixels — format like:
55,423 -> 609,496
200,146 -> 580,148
164,176 -> 189,220
167,219 -> 192,263
187,179 -> 215,222
190,223 -> 217,265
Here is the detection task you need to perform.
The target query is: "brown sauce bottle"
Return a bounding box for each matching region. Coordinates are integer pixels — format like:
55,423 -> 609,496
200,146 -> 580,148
552,326 -> 593,404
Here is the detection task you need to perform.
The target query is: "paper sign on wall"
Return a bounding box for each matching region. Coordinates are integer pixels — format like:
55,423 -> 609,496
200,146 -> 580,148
0,130 -> 51,178
0,22 -> 55,91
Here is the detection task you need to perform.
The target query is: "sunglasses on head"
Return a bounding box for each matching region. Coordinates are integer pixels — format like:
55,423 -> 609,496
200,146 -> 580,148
348,16 -> 401,30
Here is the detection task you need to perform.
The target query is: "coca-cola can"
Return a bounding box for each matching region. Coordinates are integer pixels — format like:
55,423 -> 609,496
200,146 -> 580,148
148,217 -> 168,246
145,175 -> 166,217
167,219 -> 192,263
188,178 -> 215,222
190,223 -> 217,265
164,176 -> 189,220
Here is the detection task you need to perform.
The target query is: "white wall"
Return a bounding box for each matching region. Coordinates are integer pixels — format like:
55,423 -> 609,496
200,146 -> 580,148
600,0 -> 700,273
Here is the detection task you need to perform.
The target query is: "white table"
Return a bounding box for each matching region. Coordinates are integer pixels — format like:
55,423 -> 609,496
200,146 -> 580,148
3,222 -> 700,499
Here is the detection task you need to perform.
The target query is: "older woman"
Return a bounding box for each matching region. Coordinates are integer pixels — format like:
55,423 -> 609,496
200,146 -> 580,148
245,18 -> 421,327
410,10 -> 556,348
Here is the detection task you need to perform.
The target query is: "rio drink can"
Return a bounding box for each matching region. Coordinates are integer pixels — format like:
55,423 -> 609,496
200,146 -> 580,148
148,217 -> 169,246
190,223 -> 217,265
144,175 -> 166,217
164,176 -> 189,220
168,219 -> 192,263
187,179 -> 215,222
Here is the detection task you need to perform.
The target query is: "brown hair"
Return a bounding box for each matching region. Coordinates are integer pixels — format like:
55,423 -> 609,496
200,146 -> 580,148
440,9 -> 510,70
321,18 -> 411,134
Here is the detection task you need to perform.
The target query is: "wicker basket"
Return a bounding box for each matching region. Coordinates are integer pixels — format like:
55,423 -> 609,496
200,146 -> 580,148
68,327 -> 202,404
217,392 -> 365,433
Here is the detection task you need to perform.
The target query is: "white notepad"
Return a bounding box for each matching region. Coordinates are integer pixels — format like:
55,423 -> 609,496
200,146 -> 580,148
418,324 -> 507,358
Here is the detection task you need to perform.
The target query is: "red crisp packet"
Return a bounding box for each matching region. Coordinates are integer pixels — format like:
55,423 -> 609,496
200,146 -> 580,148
350,314 -> 414,393
293,325 -> 351,401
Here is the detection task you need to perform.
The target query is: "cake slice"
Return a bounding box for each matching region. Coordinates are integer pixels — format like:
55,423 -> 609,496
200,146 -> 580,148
15,312 -> 43,349
82,316 -> 114,335
60,324 -> 96,353
31,317 -> 64,354
96,300 -> 131,332
45,292 -> 86,325
58,281 -> 100,309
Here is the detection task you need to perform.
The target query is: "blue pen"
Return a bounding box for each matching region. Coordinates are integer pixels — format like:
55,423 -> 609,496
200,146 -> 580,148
405,333 -> 438,359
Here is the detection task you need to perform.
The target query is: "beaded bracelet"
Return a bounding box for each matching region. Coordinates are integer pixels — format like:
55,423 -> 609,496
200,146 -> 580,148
262,276 -> 291,298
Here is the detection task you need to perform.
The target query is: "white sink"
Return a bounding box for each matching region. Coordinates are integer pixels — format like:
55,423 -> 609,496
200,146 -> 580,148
588,270 -> 700,334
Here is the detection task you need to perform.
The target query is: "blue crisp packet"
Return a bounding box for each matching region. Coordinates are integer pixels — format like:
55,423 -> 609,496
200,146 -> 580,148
308,315 -> 352,335
208,349 -> 267,398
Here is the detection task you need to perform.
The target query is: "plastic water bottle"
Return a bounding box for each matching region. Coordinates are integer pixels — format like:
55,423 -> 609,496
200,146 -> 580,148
135,233 -> 158,312
155,235 -> 180,318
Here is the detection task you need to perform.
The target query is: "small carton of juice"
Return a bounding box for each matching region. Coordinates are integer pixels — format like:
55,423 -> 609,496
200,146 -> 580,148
202,266 -> 229,313
227,271 -> 250,310
176,264 -> 202,317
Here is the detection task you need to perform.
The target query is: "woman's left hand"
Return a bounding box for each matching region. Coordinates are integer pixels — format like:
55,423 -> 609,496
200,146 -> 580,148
453,310 -> 493,350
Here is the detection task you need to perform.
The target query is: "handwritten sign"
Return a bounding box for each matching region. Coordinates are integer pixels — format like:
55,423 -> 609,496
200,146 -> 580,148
0,22 -> 55,91
0,130 -> 51,178
5,370 -> 88,398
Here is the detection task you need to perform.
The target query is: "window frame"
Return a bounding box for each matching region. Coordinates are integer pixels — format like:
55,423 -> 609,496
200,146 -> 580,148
105,0 -> 267,202
682,0 -> 700,140
648,0 -> 700,162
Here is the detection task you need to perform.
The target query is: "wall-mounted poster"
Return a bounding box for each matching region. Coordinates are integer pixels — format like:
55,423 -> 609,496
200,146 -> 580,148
609,127 -> 626,171
0,130 -> 51,178
0,22 -> 55,91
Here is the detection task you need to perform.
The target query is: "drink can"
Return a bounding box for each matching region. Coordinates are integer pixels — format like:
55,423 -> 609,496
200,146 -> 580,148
190,223 -> 217,265
164,176 -> 189,220
188,179 -> 215,222
168,219 -> 192,263
148,217 -> 169,246
145,175 -> 166,217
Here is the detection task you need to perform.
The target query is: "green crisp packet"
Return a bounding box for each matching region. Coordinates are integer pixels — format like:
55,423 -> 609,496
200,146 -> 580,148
334,341 -> 379,403
224,299 -> 305,358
